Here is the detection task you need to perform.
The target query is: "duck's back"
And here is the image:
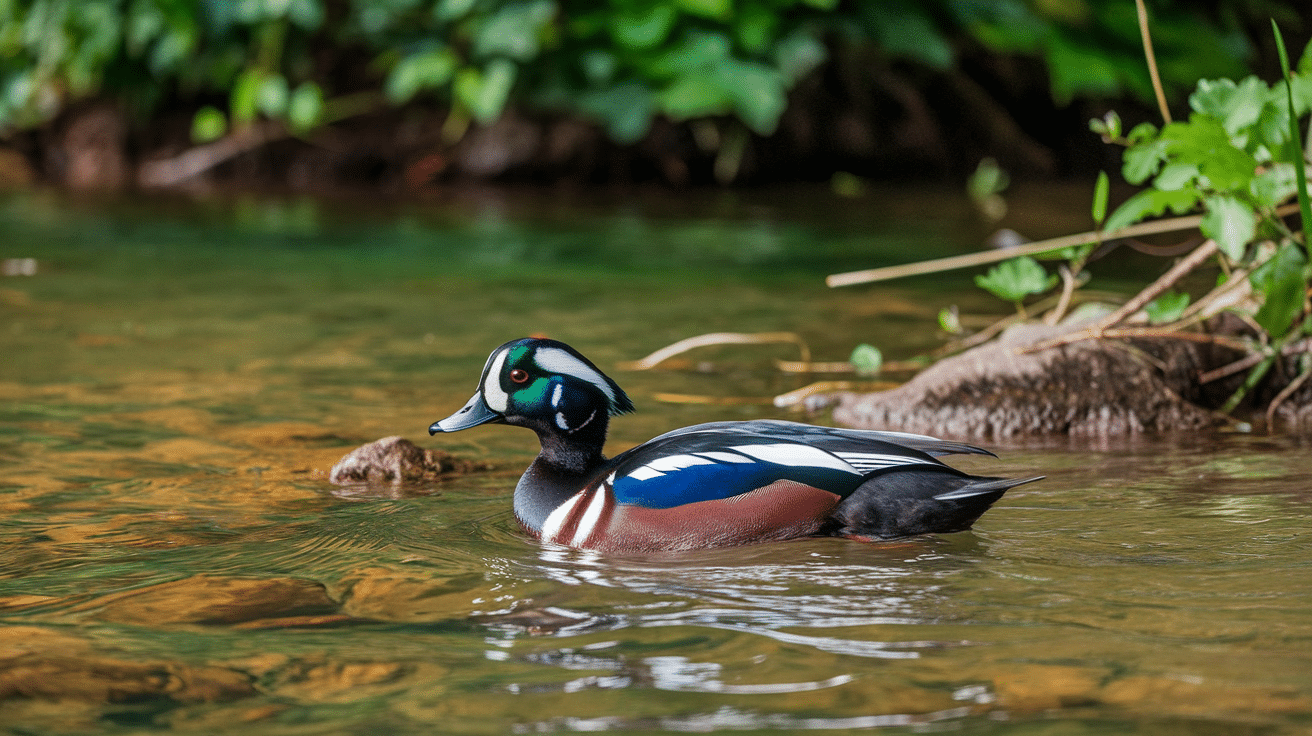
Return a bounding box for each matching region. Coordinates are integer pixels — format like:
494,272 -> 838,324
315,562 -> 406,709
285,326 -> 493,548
535,420 -> 1036,553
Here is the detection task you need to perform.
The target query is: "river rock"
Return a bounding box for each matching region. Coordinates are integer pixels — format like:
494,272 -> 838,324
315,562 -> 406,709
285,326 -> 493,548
832,320 -> 1229,439
83,575 -> 339,626
329,436 -> 489,485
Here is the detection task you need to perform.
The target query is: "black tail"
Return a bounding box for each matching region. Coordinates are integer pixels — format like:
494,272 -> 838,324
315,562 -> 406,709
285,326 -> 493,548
826,469 -> 1043,540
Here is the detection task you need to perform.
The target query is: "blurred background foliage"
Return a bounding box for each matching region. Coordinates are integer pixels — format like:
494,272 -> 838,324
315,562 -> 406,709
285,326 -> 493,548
0,0 -> 1307,187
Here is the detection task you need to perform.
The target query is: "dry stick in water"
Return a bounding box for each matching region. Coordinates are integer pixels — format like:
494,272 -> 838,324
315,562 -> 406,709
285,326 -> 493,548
826,203 -> 1300,288
618,332 -> 811,371
828,214 -> 1205,287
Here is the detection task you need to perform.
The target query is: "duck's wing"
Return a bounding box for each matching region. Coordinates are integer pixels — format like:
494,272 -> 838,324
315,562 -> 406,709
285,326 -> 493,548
650,420 -> 994,457
604,420 -> 956,509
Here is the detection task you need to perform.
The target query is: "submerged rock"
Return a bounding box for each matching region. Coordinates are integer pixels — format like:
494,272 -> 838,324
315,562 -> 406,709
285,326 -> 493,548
329,436 -> 489,485
82,575 -> 339,626
833,321 -> 1236,439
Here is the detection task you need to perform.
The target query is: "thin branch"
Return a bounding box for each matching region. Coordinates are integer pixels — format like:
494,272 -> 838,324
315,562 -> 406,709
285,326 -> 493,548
1044,264 -> 1078,326
827,204 -> 1299,288
1266,354 -> 1312,431
1022,239 -> 1219,353
617,332 -> 810,371
138,121 -> 283,187
1136,0 -> 1173,124
1199,337 -> 1312,384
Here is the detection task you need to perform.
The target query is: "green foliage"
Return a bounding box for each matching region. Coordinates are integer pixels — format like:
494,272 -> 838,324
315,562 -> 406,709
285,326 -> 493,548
849,343 -> 883,377
1085,24 -> 1312,418
975,256 -> 1058,309
0,0 -> 1279,147
1144,290 -> 1191,324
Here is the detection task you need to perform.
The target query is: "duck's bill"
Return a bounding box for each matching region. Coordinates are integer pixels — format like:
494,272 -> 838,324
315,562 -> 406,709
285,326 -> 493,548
429,393 -> 504,434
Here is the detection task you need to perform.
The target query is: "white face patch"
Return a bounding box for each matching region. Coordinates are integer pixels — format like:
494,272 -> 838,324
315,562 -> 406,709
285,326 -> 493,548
481,349 -> 510,412
533,347 -> 617,406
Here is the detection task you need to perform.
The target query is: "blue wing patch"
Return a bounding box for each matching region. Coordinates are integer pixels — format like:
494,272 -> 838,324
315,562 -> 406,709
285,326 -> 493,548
609,445 -> 865,509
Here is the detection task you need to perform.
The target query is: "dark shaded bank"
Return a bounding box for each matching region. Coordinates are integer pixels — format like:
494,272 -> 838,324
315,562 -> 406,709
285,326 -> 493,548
831,318 -> 1312,439
0,57 -> 1136,194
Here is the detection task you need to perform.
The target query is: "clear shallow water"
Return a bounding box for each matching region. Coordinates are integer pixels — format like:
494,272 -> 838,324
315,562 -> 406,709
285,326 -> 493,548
0,188 -> 1309,735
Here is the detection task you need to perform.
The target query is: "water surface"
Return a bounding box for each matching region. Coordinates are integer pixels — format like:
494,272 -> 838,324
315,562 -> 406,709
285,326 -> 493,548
1,188 -> 1309,735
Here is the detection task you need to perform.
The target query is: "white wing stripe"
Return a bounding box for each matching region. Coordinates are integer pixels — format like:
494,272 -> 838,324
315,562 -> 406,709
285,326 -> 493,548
731,443 -> 860,474
833,452 -> 926,471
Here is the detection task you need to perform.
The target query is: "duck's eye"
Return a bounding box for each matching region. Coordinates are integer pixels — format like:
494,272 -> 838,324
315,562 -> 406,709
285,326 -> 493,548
508,369 -> 530,384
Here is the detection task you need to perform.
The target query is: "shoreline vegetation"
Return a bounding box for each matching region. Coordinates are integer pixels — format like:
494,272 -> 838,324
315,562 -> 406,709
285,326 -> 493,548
623,13 -> 1312,436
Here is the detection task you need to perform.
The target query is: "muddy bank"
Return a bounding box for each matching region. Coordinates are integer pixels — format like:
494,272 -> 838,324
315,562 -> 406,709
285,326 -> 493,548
831,319 -> 1312,439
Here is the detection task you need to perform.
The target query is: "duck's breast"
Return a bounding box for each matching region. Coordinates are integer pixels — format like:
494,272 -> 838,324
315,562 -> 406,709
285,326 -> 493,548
537,475 -> 841,553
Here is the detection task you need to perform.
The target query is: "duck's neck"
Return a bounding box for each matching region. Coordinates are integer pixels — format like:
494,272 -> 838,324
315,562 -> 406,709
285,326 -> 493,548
513,415 -> 610,535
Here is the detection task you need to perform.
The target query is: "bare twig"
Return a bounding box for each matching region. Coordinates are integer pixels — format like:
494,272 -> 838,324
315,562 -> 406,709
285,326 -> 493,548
1022,239 -> 1219,353
138,121 -> 284,187
826,204 -> 1300,288
1266,353 -> 1312,431
772,381 -> 899,408
1136,0 -> 1173,124
773,358 -> 924,374
1199,337 -> 1312,384
1045,264 -> 1078,326
618,332 -> 810,371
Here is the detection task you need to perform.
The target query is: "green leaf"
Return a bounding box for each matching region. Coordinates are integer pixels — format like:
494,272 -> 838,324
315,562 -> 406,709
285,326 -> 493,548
256,73 -> 290,118
862,2 -> 953,69
713,59 -> 786,135
1122,138 -> 1170,184
1273,20 -> 1312,262
1154,162 -> 1198,191
1249,163 -> 1297,210
1125,121 -> 1158,144
474,0 -> 556,61
1145,290 -> 1191,324
974,256 -> 1057,304
1103,188 -> 1200,233
434,0 -> 478,22
968,157 -> 1008,199
937,306 -> 962,335
658,71 -> 732,121
1091,170 -> 1109,225
454,59 -> 517,124
772,30 -> 826,83
675,0 -> 731,21
1200,194 -> 1256,260
611,4 -> 676,50
386,48 -> 457,104
230,68 -> 264,123
578,81 -> 654,144
1189,76 -> 1269,136
287,81 -> 322,132
849,344 -> 883,376
190,105 -> 227,143
734,3 -> 776,54
1249,240 -> 1308,337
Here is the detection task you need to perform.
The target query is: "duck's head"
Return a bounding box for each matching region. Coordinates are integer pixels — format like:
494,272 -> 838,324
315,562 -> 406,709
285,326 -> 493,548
429,338 -> 634,440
